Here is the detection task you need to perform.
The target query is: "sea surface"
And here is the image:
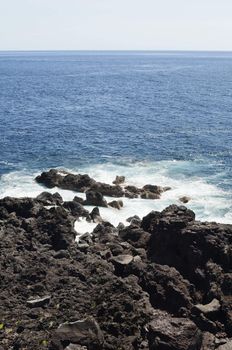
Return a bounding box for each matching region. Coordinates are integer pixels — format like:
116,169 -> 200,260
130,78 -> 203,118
0,51 -> 232,230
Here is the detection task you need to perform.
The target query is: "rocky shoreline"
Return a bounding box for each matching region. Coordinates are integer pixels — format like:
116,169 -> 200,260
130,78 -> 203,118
0,169 -> 232,349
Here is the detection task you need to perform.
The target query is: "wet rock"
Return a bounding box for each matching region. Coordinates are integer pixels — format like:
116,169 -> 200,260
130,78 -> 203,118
73,196 -> 85,205
63,201 -> 89,217
83,191 -> 108,207
35,169 -> 63,188
179,196 -> 191,204
88,207 -> 102,223
52,317 -> 104,349
26,295 -> 51,308
91,182 -> 124,197
140,191 -> 160,200
148,310 -> 202,350
142,184 -> 163,194
36,191 -> 63,205
113,175 -> 125,185
108,200 -> 123,210
126,215 -> 141,223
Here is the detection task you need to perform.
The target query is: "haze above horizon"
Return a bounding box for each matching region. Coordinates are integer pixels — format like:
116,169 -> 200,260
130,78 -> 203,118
0,0 -> 232,51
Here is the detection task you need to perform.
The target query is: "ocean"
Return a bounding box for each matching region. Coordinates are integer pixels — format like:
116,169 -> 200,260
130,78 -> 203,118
0,51 -> 232,230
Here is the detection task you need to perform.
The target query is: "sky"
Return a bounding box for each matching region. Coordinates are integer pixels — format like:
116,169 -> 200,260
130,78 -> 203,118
0,0 -> 232,51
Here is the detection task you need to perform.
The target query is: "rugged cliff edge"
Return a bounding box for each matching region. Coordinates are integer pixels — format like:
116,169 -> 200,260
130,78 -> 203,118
0,170 -> 232,349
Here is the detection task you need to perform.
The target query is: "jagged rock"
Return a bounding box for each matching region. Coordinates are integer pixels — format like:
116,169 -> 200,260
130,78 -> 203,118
63,201 -> 89,217
83,191 -> 107,207
140,191 -> 160,199
73,196 -> 85,205
180,196 -> 191,204
113,175 -> 125,185
119,226 -> 150,249
26,295 -> 51,308
36,191 -> 63,205
141,211 -> 160,232
88,207 -> 102,223
148,310 -> 202,350
108,200 -> 123,210
35,169 -> 64,188
193,299 -> 221,315
126,215 -> 141,223
143,184 -> 163,194
52,317 -> 104,349
91,182 -> 124,197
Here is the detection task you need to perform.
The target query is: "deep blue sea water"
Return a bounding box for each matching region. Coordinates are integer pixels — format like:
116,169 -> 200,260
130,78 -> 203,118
0,51 -> 232,224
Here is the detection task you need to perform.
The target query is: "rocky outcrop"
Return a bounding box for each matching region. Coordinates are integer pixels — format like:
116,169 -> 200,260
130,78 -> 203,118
112,175 -> 125,185
83,191 -> 108,207
35,169 -> 168,201
0,195 -> 232,350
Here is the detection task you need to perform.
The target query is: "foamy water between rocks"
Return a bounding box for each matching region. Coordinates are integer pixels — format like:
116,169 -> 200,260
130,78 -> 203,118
0,160 -> 231,240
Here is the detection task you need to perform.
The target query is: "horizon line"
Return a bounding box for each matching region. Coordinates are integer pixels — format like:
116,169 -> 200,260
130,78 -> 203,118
1,49 -> 232,53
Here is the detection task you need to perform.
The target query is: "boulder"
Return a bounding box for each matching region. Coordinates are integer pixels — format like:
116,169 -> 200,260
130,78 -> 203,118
140,191 -> 160,200
113,175 -> 125,185
108,200 -> 123,210
89,207 -> 102,223
52,317 -> 104,349
36,192 -> 63,205
35,169 -> 63,188
148,310 -> 202,350
63,201 -> 89,217
73,196 -> 85,205
91,182 -> 124,197
119,226 -> 150,249
143,184 -> 163,194
179,196 -> 191,204
83,191 -> 107,207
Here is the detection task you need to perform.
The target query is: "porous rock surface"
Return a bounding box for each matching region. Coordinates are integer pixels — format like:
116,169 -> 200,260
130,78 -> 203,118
0,174 -> 232,349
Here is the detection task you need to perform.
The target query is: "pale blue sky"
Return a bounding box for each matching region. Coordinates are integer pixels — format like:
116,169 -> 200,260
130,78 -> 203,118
0,0 -> 232,51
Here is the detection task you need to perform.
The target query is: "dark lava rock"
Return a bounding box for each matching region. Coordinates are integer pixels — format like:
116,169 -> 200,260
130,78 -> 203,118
35,169 -> 64,188
37,192 -> 63,206
83,191 -> 108,207
63,201 -> 89,217
88,207 -> 102,223
112,175 -> 125,185
108,200 -> 123,210
51,317 -> 104,350
180,196 -> 192,204
1,193 -> 232,350
148,309 -> 202,350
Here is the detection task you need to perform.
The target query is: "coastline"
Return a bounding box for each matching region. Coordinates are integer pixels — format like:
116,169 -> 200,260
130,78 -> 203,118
0,169 -> 232,349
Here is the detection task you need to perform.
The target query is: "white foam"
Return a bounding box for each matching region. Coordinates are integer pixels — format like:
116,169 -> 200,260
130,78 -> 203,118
0,160 -> 231,230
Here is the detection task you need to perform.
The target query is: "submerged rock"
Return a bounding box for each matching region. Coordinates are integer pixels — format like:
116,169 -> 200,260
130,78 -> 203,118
108,200 -> 123,210
179,196 -> 191,204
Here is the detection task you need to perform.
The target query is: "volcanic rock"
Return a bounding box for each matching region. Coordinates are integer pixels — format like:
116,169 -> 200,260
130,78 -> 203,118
113,175 -> 125,185
108,200 -> 123,210
83,191 -> 108,207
